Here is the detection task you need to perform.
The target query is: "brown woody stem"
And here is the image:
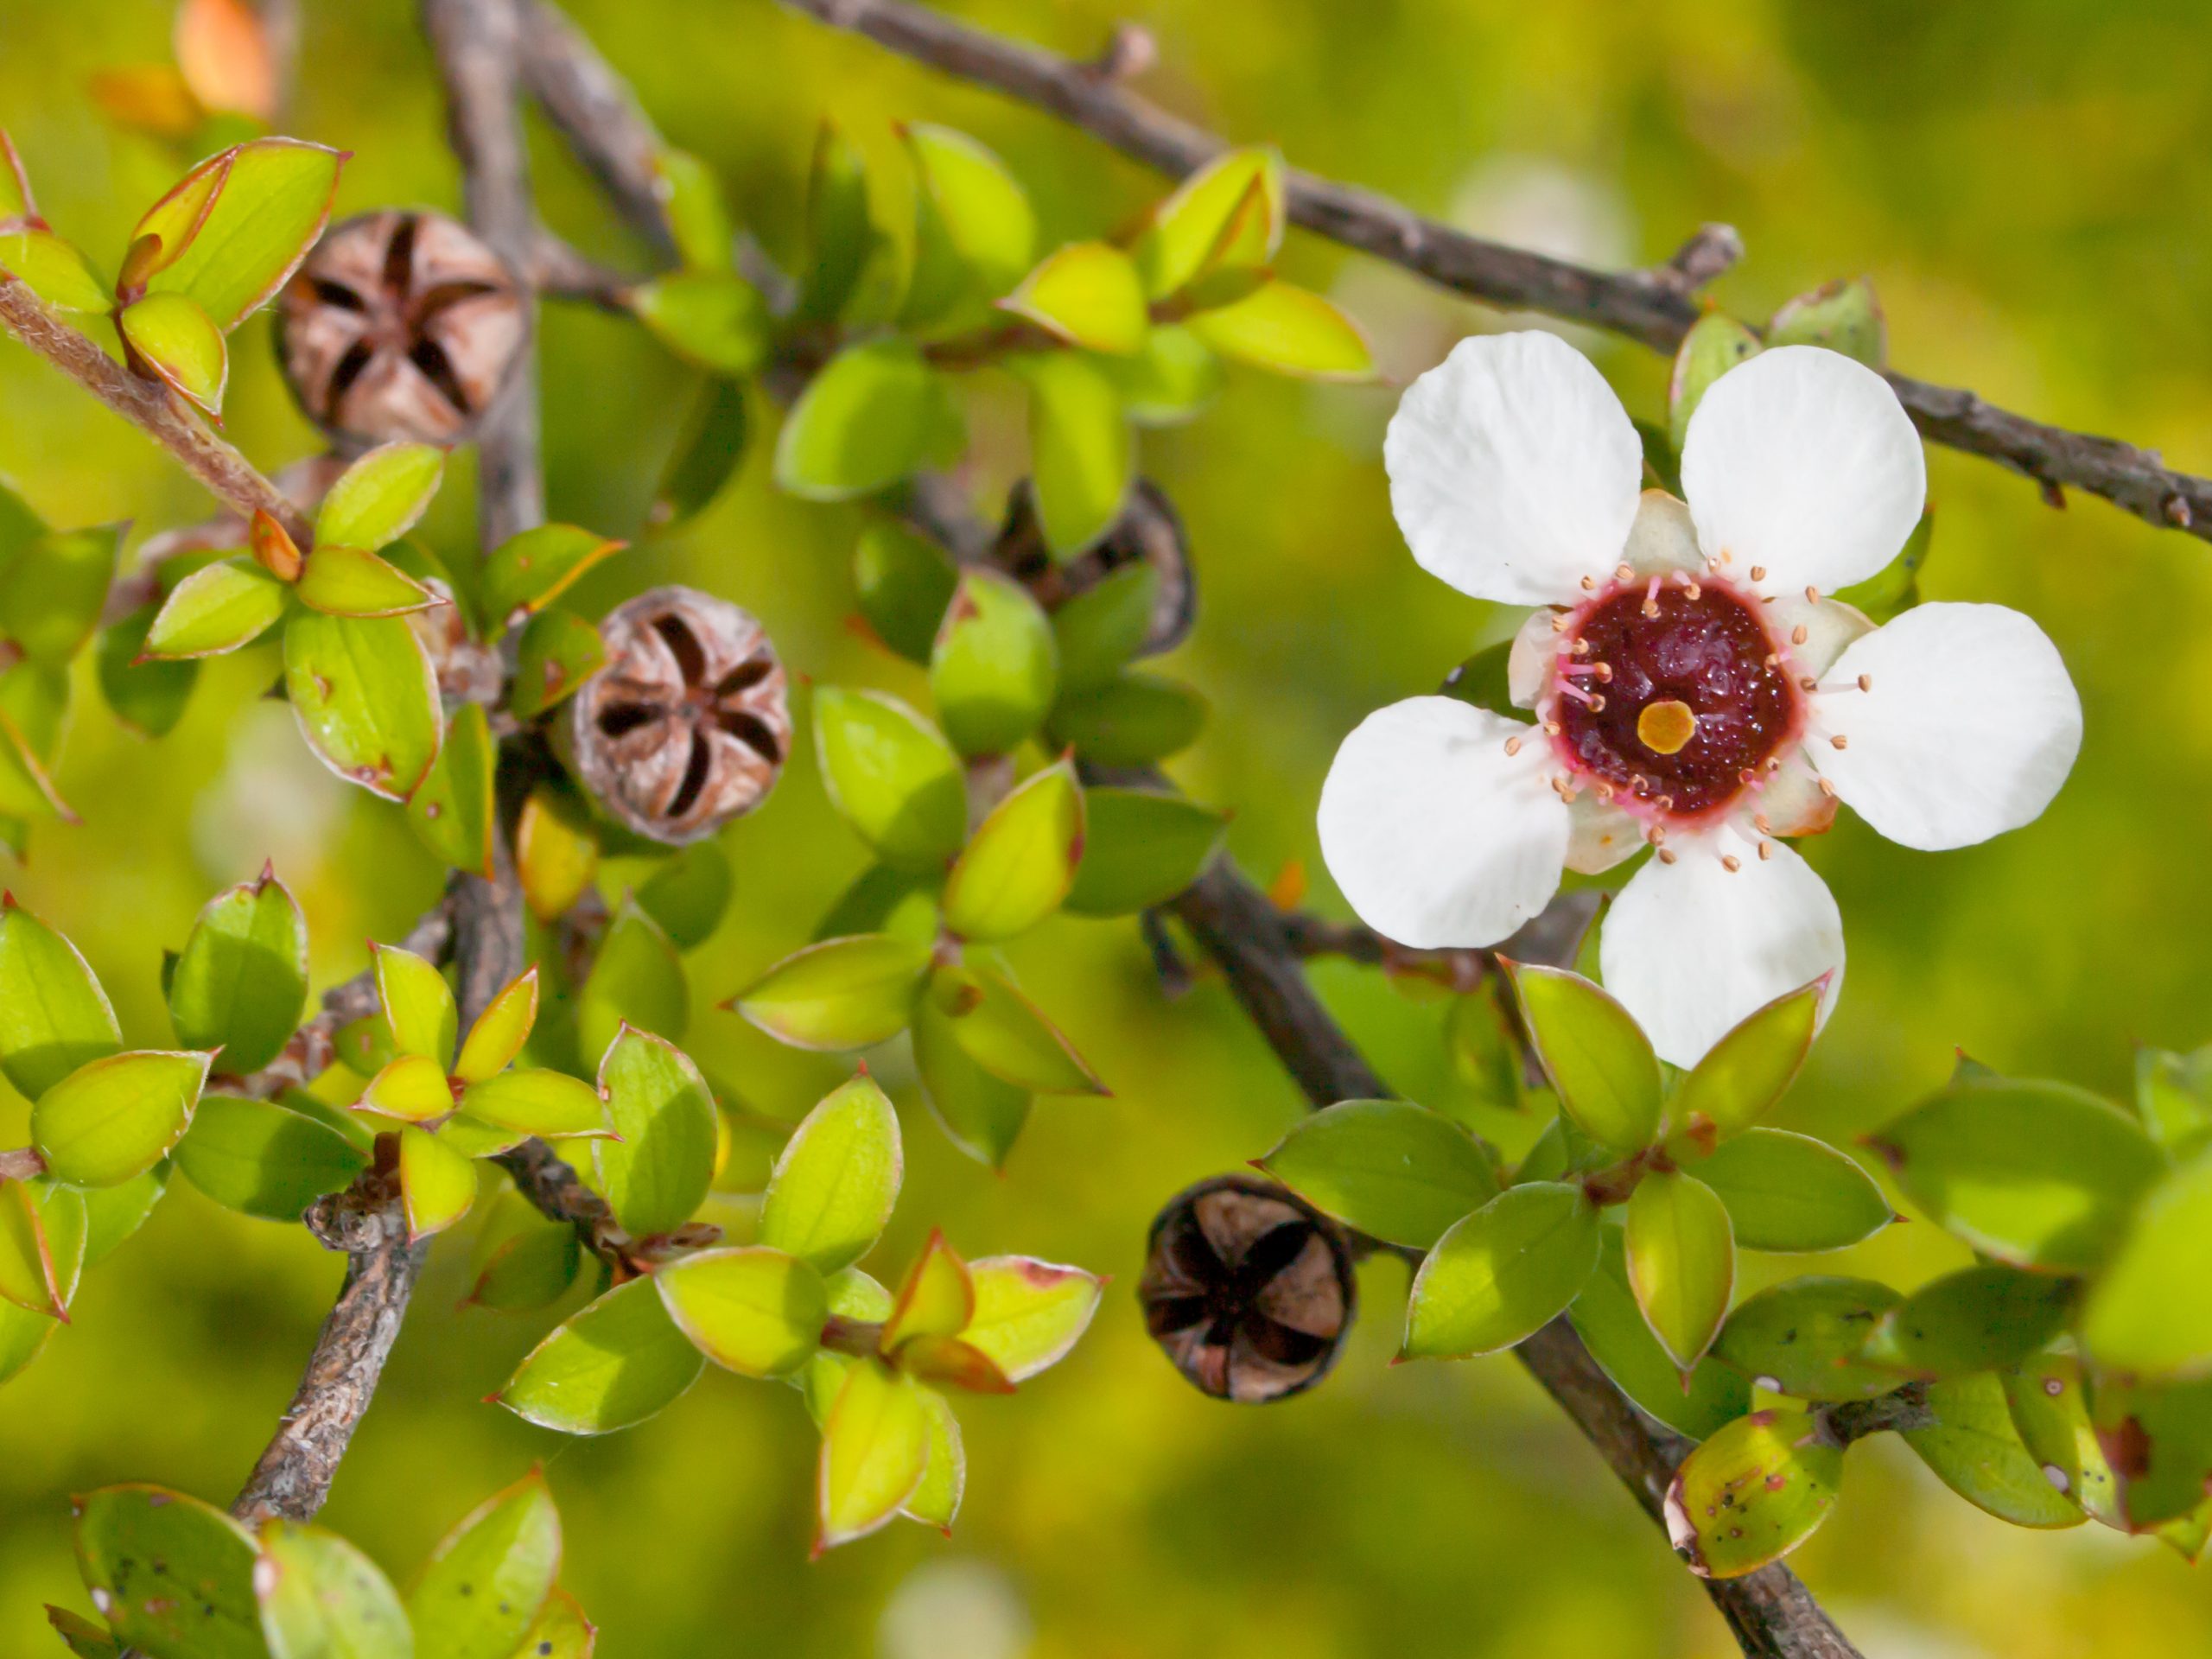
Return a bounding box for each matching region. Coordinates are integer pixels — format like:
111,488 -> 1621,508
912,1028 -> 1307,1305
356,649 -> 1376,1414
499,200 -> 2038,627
773,0 -> 2212,545
0,276 -> 313,545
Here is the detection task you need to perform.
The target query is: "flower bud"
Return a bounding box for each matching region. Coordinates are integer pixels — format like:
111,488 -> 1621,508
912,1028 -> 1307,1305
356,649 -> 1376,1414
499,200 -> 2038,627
1139,1174 -> 1357,1403
276,210 -> 527,449
570,586 -> 790,845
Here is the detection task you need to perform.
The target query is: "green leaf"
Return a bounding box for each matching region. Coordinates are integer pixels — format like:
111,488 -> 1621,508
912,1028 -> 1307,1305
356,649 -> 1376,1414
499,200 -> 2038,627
942,760 -> 1083,941
1866,1077 -> 2164,1272
360,1052 -> 451,1125
0,1297 -> 57,1389
810,686 -> 968,870
256,1518 -> 412,1659
81,1164 -> 168,1267
43,1605 -> 121,1659
1860,1263 -> 2075,1379
2088,1370 -> 2212,1529
315,442 -> 445,551
1662,1407 -> 1843,1579
1668,313 -> 1761,452
75,1484 -> 263,1659
760,1073 -> 902,1274
654,148 -> 734,272
1260,1099 -> 1498,1249
1570,1227 -> 1751,1440
962,1255 -> 1101,1382
0,524 -> 120,664
2134,1044 -> 2212,1160
1001,242 -> 1147,354
899,123 -> 1035,329
1050,565 -> 1157,699
296,544 -> 437,619
1103,322 -> 1223,427
903,1387 -> 965,1530
500,1275 -> 705,1434
634,842 -> 732,950
408,1472 -> 561,1659
1713,1276 -> 1903,1401
145,555 -> 287,659
282,611 -> 443,802
1691,1128 -> 1892,1253
798,118 -> 874,325
0,657 -> 72,823
409,700 -> 496,878
480,525 -> 625,627
632,271 -> 771,375
800,1268 -> 896,1424
508,609 -> 605,721
0,898 -> 121,1098
98,602 -> 199,736
119,291 -> 229,415
398,1125 -> 478,1240
137,138 -> 343,328
0,1179 -> 79,1317
1767,277 -> 1886,367
928,962 -> 1103,1095
517,787 -> 600,923
2002,1352 -> 2120,1525
1624,1170 -> 1735,1371
854,521 -> 957,664
928,569 -> 1058,758
510,1591 -> 594,1659
0,226 -> 109,311
814,864 -> 939,946
461,1071 -> 607,1140
1904,1371 -> 2083,1528
658,1245 -> 828,1377
654,376 -> 750,530
575,899 -> 685,1066
1014,351 -> 1131,557
1668,979 -> 1822,1139
1833,505 -> 1932,626
2080,1145 -> 2212,1379
1402,1181 -> 1600,1359
593,1027 -> 716,1237
1045,671 -> 1206,766
464,1192 -> 582,1313
1134,148 -> 1284,300
175,1092 -> 368,1222
911,991 -> 1030,1168
168,866 -> 308,1074
1186,281 -> 1374,380
729,932 -> 931,1052
817,1360 -> 930,1552
1064,787 -> 1226,917
1506,965 -> 1662,1155
375,943 -> 456,1065
775,338 -> 949,501
34,1050 -> 208,1186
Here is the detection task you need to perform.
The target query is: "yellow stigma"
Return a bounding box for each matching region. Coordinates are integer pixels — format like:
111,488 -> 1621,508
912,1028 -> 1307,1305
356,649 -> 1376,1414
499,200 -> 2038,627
1637,699 -> 1698,756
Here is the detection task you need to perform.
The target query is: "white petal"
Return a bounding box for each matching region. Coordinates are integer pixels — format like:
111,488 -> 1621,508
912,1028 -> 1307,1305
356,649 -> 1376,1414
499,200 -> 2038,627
1809,601 -> 2082,851
1747,747 -> 1839,840
1317,697 -> 1569,948
1681,346 -> 1926,595
1385,332 -> 1643,606
1601,826 -> 1844,1067
1507,606 -> 1560,708
1566,792 -> 1643,874
1620,490 -> 1706,578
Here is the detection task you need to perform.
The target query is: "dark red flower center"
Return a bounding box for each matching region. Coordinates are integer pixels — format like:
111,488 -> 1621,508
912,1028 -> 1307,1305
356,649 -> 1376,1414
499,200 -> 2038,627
1552,577 -> 1798,818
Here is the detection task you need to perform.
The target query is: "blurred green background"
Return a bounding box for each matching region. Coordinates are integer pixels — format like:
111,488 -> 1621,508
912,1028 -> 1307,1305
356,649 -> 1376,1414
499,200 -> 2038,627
4,0 -> 2212,1653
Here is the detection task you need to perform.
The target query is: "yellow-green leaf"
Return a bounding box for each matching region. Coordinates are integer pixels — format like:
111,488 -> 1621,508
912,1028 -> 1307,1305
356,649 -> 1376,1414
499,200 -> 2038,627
657,1244 -> 827,1377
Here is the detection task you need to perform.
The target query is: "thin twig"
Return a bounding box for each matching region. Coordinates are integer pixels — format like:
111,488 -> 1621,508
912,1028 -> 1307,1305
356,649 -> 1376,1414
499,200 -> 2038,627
0,276 -> 314,545
772,0 -> 2212,544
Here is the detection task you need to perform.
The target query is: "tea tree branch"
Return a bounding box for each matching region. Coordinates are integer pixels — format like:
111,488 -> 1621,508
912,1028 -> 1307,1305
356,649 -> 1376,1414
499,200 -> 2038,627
0,275 -> 314,544
773,0 -> 2212,544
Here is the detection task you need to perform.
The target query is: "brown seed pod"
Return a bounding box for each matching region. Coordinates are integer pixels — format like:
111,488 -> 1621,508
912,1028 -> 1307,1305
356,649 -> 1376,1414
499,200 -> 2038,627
276,210 -> 526,449
570,586 -> 790,846
991,477 -> 1195,657
1139,1174 -> 1357,1404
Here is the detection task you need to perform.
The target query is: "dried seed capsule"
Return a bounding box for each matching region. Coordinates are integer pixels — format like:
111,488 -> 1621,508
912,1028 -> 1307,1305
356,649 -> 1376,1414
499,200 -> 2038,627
992,477 -> 1195,657
570,586 -> 790,845
276,210 -> 526,448
1139,1174 -> 1357,1404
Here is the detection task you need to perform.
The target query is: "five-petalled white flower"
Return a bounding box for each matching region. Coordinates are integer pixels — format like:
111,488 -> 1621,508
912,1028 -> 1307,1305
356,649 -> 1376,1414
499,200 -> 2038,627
1319,331 -> 2082,1065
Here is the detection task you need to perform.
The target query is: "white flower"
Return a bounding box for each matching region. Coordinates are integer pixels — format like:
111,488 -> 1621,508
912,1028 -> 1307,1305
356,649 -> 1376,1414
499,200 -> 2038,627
1319,332 -> 2082,1065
